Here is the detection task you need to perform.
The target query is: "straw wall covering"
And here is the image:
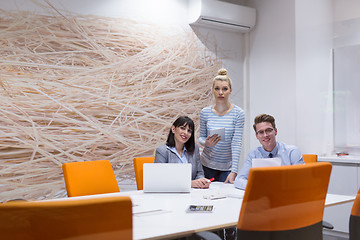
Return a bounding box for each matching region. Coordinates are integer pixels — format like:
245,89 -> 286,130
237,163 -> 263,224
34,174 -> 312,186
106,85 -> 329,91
0,3 -> 222,201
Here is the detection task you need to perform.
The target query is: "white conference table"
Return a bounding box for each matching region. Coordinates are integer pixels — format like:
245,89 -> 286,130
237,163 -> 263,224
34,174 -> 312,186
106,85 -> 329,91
49,182 -> 356,240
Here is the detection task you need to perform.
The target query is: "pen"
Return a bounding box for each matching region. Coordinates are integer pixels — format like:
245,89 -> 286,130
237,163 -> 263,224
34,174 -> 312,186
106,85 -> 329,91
207,177 -> 215,183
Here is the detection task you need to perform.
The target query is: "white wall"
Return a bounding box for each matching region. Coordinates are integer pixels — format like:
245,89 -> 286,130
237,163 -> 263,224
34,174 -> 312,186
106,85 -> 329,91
246,0 -> 333,155
333,0 -> 360,22
295,0 -> 333,155
246,0 -> 297,149
333,0 -> 360,48
190,27 -> 244,106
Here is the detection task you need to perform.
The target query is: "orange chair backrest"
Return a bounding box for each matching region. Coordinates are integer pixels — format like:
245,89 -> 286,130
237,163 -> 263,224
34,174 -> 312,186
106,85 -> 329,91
351,188 -> 360,217
0,196 -> 132,240
350,188 -> 360,240
133,157 -> 155,190
302,154 -> 318,163
62,160 -> 120,197
238,162 -> 332,231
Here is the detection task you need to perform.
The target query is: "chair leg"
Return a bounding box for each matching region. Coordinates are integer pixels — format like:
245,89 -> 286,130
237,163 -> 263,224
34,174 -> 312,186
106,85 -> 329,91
224,227 -> 237,240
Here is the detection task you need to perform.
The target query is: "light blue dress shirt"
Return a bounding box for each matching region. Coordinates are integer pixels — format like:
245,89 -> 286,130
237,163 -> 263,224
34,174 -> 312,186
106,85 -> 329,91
155,144 -> 204,180
168,146 -> 188,163
234,142 -> 304,190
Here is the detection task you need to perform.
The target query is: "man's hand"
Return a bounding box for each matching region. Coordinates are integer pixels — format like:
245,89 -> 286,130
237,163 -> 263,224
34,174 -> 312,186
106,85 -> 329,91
224,172 -> 237,184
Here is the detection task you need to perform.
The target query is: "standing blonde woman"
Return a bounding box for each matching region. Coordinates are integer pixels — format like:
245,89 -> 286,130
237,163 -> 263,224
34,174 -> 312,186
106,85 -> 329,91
199,68 -> 245,183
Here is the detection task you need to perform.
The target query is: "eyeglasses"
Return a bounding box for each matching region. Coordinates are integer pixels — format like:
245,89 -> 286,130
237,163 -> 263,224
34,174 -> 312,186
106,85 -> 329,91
256,128 -> 274,136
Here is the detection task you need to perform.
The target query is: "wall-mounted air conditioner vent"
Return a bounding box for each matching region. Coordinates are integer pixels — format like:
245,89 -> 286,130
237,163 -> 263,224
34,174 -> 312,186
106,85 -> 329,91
188,0 -> 256,33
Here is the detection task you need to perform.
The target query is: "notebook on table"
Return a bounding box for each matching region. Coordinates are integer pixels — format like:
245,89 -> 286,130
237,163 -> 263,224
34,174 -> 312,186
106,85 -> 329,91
143,163 -> 191,193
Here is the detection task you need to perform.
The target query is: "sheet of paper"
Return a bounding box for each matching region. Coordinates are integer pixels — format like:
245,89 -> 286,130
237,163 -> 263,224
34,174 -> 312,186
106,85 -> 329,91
133,209 -> 171,217
204,182 -> 245,199
133,204 -> 171,216
226,193 -> 244,199
252,157 -> 281,168
208,128 -> 225,141
203,193 -> 227,200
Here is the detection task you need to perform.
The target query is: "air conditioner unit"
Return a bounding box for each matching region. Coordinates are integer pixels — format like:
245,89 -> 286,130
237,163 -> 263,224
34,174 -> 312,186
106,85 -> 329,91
188,0 -> 256,33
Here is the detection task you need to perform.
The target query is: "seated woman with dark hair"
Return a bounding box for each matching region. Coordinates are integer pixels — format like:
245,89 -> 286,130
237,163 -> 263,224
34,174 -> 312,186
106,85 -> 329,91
155,116 -> 211,189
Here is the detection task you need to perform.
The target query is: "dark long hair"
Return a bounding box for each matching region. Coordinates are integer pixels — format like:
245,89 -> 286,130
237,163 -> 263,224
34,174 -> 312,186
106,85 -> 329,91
166,116 -> 195,153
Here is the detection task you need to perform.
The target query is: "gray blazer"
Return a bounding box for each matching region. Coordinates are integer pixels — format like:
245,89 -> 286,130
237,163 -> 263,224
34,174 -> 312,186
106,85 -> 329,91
154,144 -> 204,180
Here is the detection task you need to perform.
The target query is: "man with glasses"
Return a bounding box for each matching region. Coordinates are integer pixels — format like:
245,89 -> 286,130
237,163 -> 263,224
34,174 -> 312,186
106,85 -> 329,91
234,114 -> 304,190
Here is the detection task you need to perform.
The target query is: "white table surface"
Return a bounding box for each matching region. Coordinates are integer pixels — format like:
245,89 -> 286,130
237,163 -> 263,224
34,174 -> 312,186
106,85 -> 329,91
44,182 -> 355,240
319,155 -> 360,164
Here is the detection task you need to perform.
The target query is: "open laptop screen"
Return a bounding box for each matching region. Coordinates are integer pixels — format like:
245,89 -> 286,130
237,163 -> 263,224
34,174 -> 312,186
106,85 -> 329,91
143,163 -> 191,193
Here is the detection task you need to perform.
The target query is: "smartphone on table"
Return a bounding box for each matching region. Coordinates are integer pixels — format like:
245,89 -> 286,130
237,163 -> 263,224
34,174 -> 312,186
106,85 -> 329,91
186,205 -> 214,213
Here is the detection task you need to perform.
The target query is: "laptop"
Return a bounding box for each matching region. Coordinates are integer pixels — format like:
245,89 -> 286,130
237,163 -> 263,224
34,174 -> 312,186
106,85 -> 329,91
143,163 -> 192,193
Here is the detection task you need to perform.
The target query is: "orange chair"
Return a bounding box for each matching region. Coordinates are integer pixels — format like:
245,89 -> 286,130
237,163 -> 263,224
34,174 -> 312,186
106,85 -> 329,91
237,162 -> 332,240
0,196 -> 132,240
62,160 -> 120,197
350,188 -> 360,240
302,154 -> 334,230
133,157 -> 155,190
302,154 -> 318,163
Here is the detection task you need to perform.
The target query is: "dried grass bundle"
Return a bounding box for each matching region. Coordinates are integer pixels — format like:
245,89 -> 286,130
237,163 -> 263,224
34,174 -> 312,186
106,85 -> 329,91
0,4 -> 221,201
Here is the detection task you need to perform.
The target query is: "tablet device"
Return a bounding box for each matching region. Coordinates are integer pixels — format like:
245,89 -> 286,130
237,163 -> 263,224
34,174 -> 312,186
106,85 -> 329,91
208,127 -> 225,141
